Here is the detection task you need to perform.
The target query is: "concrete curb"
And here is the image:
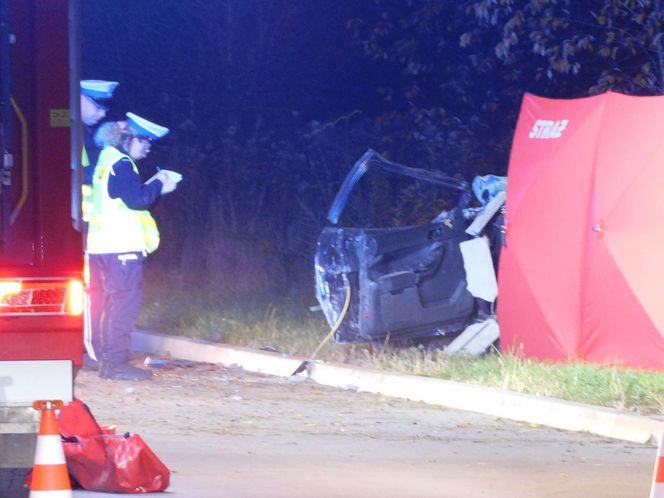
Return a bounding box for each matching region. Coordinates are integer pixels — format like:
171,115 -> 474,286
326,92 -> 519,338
131,330 -> 663,445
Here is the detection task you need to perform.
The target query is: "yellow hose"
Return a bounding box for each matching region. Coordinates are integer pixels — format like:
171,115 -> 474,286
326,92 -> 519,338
291,281 -> 352,375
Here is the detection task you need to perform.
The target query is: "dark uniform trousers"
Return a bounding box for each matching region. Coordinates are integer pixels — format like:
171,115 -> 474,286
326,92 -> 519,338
88,252 -> 145,366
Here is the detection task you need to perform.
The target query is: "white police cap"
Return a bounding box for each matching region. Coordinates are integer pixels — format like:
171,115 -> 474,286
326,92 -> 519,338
80,80 -> 119,100
126,112 -> 169,140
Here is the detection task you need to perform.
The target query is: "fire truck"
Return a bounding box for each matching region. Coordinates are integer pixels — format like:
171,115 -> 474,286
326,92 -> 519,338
0,0 -> 83,491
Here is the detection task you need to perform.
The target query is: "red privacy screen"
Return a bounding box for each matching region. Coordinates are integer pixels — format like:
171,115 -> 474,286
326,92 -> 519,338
498,92 -> 664,370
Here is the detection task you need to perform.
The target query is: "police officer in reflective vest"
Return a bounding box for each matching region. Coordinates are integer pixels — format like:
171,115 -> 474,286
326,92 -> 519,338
80,80 -> 119,221
87,113 -> 177,381
81,80 -> 119,371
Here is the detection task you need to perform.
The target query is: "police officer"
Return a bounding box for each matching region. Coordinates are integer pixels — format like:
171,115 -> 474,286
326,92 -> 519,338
87,113 -> 177,381
80,80 -> 119,370
81,80 -> 119,202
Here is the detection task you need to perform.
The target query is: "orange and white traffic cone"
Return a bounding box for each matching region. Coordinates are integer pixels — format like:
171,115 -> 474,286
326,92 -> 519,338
29,400 -> 72,498
651,428 -> 664,498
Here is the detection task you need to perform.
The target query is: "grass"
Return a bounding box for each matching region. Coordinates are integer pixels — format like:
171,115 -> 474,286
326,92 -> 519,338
139,279 -> 664,416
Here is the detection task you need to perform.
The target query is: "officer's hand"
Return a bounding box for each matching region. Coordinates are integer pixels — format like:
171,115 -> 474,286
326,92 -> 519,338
161,178 -> 177,195
156,172 -> 177,195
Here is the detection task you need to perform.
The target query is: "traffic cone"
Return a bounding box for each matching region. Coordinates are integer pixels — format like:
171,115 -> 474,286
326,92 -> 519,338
651,428 -> 664,498
29,400 -> 72,498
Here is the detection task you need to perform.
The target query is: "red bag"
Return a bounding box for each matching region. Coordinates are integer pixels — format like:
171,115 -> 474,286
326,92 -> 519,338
64,432 -> 170,493
59,397 -> 111,438
58,398 -> 170,493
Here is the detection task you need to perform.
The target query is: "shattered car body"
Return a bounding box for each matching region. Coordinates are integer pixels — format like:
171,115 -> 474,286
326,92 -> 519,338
315,149 -> 503,345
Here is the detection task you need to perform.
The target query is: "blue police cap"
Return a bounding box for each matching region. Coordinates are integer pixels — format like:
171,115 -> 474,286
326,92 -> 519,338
126,112 -> 169,140
80,80 -> 119,101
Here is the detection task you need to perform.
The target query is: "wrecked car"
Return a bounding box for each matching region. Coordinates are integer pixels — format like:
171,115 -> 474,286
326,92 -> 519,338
314,149 -> 504,349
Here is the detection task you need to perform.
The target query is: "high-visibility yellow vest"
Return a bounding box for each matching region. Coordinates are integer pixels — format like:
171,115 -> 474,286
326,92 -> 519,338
86,146 -> 160,254
81,146 -> 93,222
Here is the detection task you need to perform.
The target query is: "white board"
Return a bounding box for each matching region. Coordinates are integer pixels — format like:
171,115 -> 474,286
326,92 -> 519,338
0,360 -> 73,406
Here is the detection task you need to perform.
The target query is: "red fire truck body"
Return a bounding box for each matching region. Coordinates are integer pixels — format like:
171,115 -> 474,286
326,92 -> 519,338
0,0 -> 82,484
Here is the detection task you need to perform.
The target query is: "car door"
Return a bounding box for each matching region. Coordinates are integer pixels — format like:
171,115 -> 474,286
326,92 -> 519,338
315,150 -> 477,343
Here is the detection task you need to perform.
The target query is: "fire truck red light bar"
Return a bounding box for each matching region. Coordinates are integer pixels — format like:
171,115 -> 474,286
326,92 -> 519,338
0,279 -> 83,316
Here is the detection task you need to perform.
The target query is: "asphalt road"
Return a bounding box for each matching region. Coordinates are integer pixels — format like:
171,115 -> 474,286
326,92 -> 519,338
70,362 -> 655,498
